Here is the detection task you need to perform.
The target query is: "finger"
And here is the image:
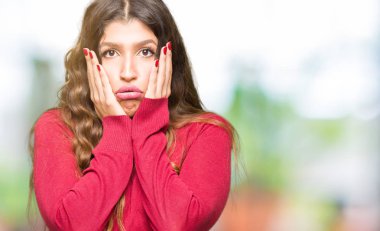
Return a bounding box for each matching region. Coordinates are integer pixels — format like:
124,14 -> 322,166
156,46 -> 167,97
164,42 -> 172,97
83,48 -> 96,101
89,50 -> 104,101
146,59 -> 159,98
96,64 -> 114,103
95,107 -> 102,119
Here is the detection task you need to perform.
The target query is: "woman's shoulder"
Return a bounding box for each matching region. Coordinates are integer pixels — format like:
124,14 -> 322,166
35,108 -> 62,126
34,108 -> 73,137
171,112 -> 233,169
178,112 -> 232,138
198,112 -> 231,125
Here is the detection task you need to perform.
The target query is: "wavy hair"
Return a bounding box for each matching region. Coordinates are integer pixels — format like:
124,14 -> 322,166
28,0 -> 241,230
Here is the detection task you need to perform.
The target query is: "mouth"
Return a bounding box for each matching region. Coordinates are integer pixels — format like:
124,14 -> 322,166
115,85 -> 143,100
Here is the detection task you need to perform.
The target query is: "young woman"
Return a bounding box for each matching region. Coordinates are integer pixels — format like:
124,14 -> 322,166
28,0 -> 239,230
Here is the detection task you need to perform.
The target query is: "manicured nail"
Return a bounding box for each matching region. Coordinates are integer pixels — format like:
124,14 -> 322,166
155,59 -> 159,67
97,64 -> 101,72
163,46 -> 167,55
89,51 -> 93,59
167,42 -> 172,51
83,48 -> 88,56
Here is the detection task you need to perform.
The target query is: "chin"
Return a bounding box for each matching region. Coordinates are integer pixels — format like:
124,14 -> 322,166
126,110 -> 136,118
120,100 -> 139,117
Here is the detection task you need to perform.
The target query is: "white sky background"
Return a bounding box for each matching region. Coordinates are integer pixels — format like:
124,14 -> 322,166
168,0 -> 380,119
0,0 -> 378,116
0,0 -> 379,227
0,0 -> 377,165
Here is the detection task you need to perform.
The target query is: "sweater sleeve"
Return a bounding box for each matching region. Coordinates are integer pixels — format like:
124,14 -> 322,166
33,110 -> 134,231
131,98 -> 232,231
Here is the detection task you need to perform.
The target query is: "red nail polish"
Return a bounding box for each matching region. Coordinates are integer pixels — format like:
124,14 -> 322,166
97,64 -> 101,72
155,59 -> 159,67
89,51 -> 93,59
83,48 -> 88,56
167,42 -> 172,51
163,46 -> 167,55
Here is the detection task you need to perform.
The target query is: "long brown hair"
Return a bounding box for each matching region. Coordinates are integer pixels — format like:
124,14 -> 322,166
27,0 -> 241,230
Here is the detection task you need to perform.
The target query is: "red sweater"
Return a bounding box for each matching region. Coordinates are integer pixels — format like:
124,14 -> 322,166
33,98 -> 232,231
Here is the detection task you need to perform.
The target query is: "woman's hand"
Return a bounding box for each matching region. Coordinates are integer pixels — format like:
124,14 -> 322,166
83,48 -> 126,119
145,41 -> 172,99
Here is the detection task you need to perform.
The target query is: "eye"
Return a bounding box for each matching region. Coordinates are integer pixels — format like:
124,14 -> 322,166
101,49 -> 119,58
138,48 -> 154,57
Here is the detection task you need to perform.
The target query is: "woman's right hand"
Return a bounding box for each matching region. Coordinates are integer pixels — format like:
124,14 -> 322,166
83,48 -> 126,119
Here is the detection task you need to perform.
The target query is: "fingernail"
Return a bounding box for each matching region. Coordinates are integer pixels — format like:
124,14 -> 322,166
155,59 -> 159,67
83,48 -> 88,56
167,42 -> 172,51
97,64 -> 101,72
89,51 -> 93,59
163,46 -> 167,55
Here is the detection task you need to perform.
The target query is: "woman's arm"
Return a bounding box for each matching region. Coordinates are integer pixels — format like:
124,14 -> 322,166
131,98 -> 231,231
33,110 -> 133,231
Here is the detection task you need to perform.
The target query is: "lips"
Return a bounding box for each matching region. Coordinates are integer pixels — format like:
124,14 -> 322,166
115,85 -> 143,100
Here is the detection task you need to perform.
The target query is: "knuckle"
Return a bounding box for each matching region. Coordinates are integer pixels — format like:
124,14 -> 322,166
105,99 -> 113,107
93,96 -> 100,103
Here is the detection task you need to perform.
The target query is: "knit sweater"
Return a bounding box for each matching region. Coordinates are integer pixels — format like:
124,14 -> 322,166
33,98 -> 232,231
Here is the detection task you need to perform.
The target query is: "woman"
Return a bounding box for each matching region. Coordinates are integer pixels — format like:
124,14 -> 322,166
28,0 -> 239,230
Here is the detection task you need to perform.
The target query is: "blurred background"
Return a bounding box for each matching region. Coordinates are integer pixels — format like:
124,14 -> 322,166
0,0 -> 379,230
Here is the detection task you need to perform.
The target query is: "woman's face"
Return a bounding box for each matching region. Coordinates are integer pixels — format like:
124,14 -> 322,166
98,19 -> 158,117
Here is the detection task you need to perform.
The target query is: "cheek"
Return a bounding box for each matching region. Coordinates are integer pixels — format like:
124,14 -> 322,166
102,61 -> 119,90
136,61 -> 153,90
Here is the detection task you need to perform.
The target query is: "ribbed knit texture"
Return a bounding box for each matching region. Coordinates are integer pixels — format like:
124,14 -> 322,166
94,115 -> 132,153
33,98 -> 232,231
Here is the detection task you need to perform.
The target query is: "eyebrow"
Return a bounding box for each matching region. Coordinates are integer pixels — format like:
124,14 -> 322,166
99,39 -> 157,50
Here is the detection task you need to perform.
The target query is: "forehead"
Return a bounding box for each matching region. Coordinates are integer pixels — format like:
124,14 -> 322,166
100,19 -> 157,46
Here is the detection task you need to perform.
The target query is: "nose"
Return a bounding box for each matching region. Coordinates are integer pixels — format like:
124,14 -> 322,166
120,55 -> 137,81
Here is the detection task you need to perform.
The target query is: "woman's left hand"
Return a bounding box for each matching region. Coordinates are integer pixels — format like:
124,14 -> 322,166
145,41 -> 172,99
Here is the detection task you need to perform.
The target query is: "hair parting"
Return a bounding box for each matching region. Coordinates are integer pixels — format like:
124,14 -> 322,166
27,1 -> 242,230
